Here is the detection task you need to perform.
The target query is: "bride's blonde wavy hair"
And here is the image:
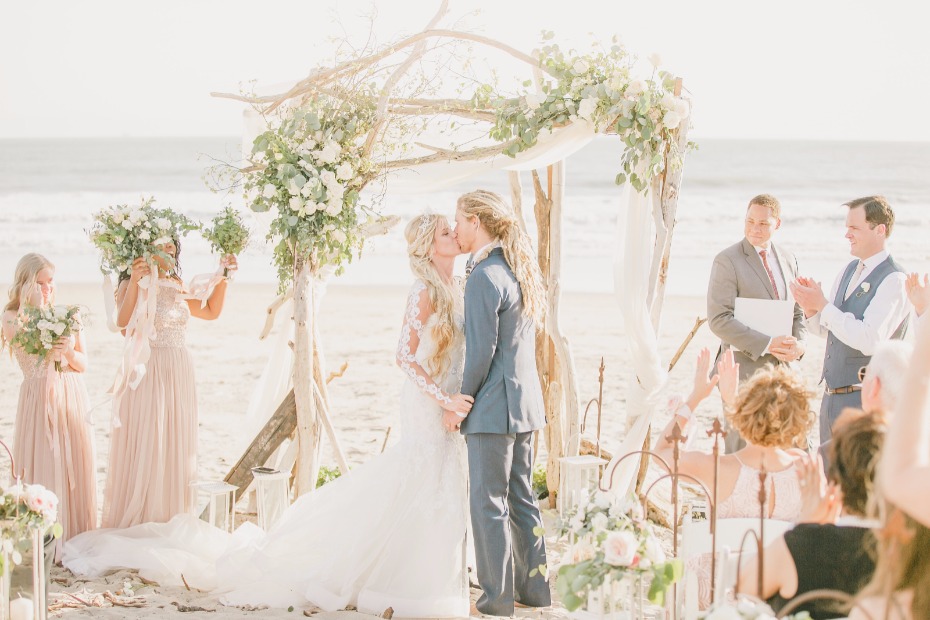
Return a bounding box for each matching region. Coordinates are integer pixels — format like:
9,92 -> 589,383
456,190 -> 546,327
405,214 -> 460,380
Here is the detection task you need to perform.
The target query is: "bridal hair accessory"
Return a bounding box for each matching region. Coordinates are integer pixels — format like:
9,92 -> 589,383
417,214 -> 434,238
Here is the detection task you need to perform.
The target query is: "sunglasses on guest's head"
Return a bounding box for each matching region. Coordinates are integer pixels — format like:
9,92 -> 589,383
858,366 -> 868,382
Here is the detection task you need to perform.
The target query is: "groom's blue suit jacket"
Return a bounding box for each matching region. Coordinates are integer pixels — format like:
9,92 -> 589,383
459,248 -> 546,435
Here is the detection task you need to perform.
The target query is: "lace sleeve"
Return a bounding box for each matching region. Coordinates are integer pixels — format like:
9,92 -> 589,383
396,281 -> 453,406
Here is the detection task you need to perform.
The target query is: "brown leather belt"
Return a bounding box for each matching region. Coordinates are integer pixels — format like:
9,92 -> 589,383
825,385 -> 862,395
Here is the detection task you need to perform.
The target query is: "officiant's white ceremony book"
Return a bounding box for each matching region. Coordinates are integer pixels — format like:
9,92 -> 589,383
733,297 -> 793,338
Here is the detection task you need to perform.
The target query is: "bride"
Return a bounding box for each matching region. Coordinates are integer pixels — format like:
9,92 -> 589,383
64,213 -> 475,617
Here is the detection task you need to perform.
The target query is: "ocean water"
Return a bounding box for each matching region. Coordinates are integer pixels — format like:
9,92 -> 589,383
1,137 -> 928,295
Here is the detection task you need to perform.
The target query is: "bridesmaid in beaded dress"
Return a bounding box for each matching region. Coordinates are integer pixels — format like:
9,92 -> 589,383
1,253 -> 97,549
103,239 -> 235,529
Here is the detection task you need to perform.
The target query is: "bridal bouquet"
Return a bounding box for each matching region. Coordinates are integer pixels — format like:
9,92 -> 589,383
0,481 -> 62,571
202,206 -> 250,277
87,197 -> 201,277
554,489 -> 682,612
11,304 -> 84,371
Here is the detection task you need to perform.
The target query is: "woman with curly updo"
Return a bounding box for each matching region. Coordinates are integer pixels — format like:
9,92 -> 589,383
654,349 -> 814,520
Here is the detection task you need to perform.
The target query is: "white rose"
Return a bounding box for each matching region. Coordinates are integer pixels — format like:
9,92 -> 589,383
626,80 -> 645,97
524,92 -> 542,111
648,53 -> 662,68
328,182 -> 345,200
572,59 -> 590,74
659,93 -> 676,110
602,531 -> 637,567
336,161 -> 354,181
570,541 -> 596,564
577,97 -> 598,120
153,237 -> 171,246
112,212 -> 125,224
674,97 -> 691,118
305,201 -> 321,215
331,229 -> 347,244
568,513 -> 585,533
114,237 -> 123,245
289,196 -> 303,212
122,220 -> 135,231
262,184 -> 276,199
139,230 -> 151,241
644,535 -> 666,564
156,217 -> 171,231
593,490 -> 611,510
662,110 -> 682,130
128,210 -> 144,224
325,200 -> 342,216
317,142 -> 339,164
319,169 -> 337,187
299,139 -> 317,153
590,512 -> 609,532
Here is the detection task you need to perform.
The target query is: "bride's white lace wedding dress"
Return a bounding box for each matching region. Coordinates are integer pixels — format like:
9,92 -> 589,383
63,280 -> 470,617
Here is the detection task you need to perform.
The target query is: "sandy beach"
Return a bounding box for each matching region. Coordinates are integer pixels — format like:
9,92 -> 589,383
0,282 -> 829,618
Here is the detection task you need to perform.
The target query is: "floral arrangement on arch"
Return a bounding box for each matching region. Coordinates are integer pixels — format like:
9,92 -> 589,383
484,33 -> 691,192
87,197 -> 201,278
243,91 -> 379,291
553,488 -> 683,611
0,481 -> 62,574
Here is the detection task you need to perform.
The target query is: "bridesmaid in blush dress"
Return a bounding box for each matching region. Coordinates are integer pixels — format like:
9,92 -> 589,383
1,253 -> 97,551
103,238 -> 235,529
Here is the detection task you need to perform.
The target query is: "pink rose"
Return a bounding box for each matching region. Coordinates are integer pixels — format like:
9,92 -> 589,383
602,531 -> 638,566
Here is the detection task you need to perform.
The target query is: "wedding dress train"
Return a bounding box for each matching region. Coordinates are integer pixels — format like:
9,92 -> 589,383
64,280 -> 470,618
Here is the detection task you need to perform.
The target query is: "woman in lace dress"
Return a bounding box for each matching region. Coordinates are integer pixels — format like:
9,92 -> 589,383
103,239 -> 234,528
1,253 -> 96,547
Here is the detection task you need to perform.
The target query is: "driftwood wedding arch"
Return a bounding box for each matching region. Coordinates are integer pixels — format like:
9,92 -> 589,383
210,0 -> 693,506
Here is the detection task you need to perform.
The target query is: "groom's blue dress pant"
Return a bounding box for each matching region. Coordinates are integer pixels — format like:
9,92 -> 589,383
466,431 -> 551,616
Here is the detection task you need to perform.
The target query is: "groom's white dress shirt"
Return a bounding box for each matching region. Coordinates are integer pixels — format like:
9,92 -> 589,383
806,249 -> 910,355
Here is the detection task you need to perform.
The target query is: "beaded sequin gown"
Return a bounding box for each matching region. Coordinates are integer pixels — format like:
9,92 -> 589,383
12,340 -> 97,545
102,280 -> 198,529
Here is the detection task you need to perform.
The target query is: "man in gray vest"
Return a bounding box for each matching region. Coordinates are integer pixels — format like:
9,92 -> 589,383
450,190 -> 551,617
792,196 -> 911,444
707,194 -> 806,452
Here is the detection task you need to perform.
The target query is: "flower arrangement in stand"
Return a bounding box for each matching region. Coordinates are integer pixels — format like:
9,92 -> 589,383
554,489 -> 682,618
9,305 -> 84,372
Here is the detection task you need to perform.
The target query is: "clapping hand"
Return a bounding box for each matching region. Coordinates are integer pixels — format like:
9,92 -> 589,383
790,277 -> 827,317
716,349 -> 740,407
796,452 -> 842,524
906,272 -> 929,317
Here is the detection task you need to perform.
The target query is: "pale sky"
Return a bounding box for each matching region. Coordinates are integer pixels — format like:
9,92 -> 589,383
2,0 -> 928,141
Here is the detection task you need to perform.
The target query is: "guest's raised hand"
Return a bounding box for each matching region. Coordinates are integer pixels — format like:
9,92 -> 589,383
797,452 -> 841,523
128,257 -> 151,284
448,393 -> 474,415
716,349 -> 739,407
688,348 -> 719,404
906,272 -> 929,317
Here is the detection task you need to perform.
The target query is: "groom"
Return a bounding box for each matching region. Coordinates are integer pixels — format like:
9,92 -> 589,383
449,190 -> 551,617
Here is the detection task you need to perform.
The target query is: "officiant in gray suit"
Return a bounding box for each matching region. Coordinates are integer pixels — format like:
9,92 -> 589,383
447,190 -> 551,617
707,194 -> 806,452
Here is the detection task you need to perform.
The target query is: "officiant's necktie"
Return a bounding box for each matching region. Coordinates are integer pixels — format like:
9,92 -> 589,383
844,260 -> 866,300
759,249 -> 780,300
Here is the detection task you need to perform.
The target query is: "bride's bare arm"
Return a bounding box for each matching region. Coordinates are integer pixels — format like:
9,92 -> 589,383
879,312 -> 930,527
395,282 -> 472,414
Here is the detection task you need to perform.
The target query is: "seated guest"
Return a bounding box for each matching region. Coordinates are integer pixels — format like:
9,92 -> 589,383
654,349 -> 814,608
654,348 -> 813,521
849,507 -> 930,620
738,411 -> 884,619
